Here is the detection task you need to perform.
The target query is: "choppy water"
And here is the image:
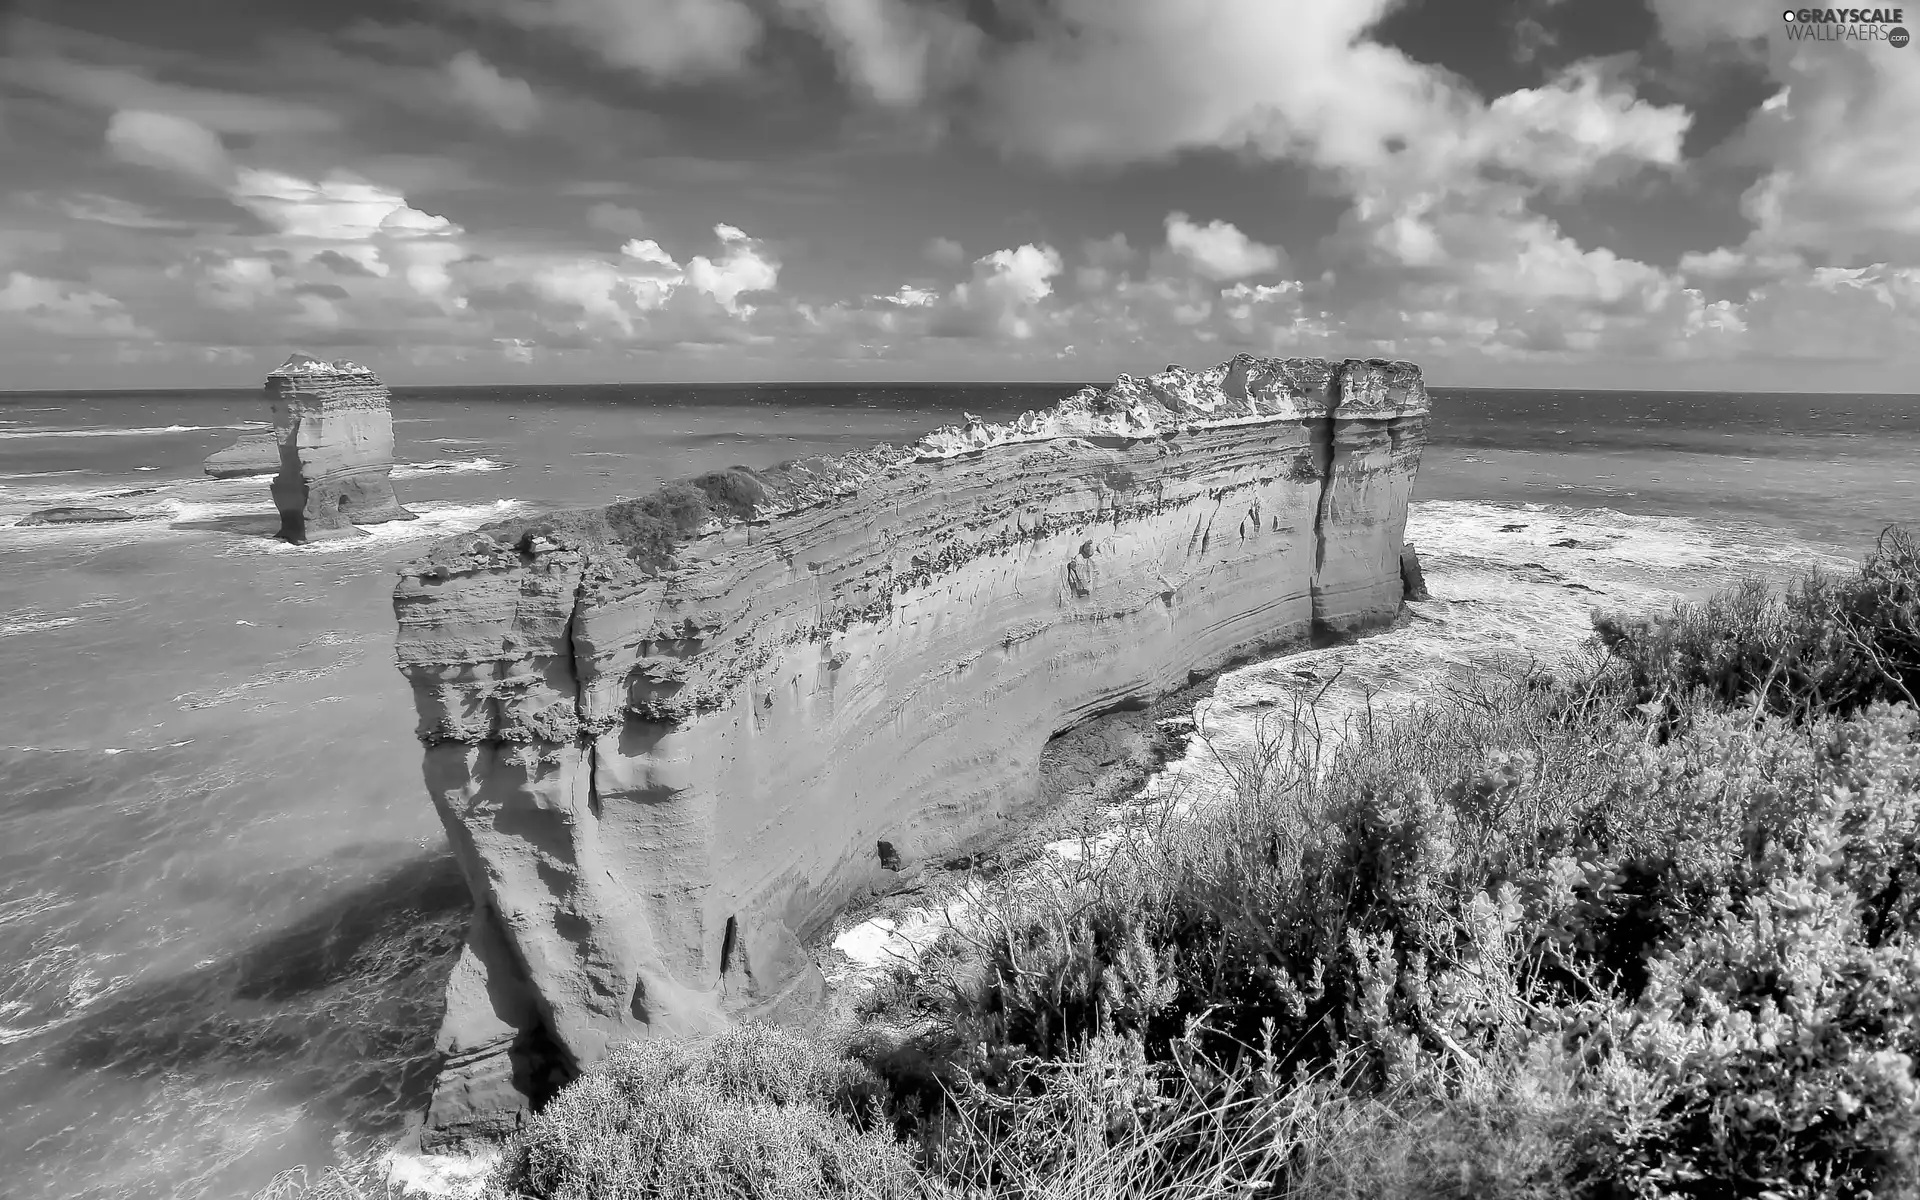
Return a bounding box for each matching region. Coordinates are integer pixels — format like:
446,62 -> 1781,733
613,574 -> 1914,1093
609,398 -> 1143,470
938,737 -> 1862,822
0,383 -> 1914,1199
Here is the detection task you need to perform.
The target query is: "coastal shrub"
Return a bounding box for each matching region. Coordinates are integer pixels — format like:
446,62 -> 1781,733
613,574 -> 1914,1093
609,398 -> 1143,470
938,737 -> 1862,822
493,1024 -> 918,1200
601,470 -> 768,573
866,589 -> 1920,1196
1594,524 -> 1920,719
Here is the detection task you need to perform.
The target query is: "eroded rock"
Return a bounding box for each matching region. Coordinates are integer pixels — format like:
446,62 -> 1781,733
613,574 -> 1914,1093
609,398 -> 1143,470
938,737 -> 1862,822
202,431 -> 279,478
17,506 -> 139,526
393,352 -> 1433,1141
266,353 -> 415,543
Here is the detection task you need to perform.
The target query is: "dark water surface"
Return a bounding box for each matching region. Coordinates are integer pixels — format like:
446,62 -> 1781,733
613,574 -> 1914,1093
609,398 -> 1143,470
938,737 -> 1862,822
0,382 -> 1913,1198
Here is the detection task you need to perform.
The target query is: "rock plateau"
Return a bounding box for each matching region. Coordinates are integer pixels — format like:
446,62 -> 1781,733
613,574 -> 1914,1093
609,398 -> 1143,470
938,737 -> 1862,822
266,353 -> 414,543
203,431 -> 280,478
393,353 -> 1432,1144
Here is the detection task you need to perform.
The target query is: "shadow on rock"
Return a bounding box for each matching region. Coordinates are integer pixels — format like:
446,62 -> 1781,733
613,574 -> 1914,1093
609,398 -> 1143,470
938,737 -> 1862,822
49,851 -> 468,1136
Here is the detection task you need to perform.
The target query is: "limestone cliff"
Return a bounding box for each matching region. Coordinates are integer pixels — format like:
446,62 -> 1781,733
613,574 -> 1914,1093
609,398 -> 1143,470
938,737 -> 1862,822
393,353 -> 1431,1144
267,353 -> 414,543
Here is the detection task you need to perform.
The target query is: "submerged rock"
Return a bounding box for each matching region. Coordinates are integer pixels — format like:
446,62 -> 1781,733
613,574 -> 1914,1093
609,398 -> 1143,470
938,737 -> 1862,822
393,351 -> 1434,1145
265,353 -> 415,543
203,431 -> 279,478
17,506 -> 139,526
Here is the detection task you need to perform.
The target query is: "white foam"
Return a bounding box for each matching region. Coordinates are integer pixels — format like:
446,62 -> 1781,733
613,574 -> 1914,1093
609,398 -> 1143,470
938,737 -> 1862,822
0,422 -> 267,440
215,499 -> 531,557
391,457 -> 508,479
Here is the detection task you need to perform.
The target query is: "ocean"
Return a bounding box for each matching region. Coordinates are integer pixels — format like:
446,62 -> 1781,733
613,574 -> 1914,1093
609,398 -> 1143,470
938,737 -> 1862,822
0,382 -> 1914,1199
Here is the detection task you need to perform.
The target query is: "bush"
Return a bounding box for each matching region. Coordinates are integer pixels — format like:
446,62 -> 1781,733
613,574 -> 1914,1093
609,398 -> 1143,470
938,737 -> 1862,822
494,1025 -> 918,1200
1594,526 -> 1920,720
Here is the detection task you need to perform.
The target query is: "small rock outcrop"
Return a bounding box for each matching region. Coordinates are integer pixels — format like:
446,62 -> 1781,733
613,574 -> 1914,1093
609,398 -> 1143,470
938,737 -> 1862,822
394,353 -> 1433,1146
203,431 -> 279,478
17,506 -> 138,526
1400,543 -> 1431,601
266,353 -> 414,543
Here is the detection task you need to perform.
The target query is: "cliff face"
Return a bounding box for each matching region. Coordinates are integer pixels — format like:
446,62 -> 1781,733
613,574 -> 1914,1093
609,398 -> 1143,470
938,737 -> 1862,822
267,353 -> 414,543
393,353 -> 1431,1143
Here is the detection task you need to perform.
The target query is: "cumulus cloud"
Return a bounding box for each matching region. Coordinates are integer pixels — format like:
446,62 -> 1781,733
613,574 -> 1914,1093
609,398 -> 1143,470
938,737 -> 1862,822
931,243 -> 1062,340
684,224 -> 780,314
446,50 -> 540,131
776,0 -> 980,106
1164,213 -> 1285,281
105,110 -> 232,184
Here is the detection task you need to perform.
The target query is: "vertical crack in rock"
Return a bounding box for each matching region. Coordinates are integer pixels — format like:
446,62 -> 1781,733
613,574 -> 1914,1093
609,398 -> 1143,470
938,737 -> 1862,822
394,352 -> 1432,1143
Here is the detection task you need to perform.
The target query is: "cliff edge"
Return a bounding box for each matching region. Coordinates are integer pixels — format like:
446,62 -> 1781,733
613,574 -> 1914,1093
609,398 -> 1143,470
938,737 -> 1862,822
268,353 -> 414,542
393,353 -> 1432,1144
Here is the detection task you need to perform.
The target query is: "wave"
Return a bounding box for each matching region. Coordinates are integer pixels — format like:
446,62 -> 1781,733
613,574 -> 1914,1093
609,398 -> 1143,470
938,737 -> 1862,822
0,422 -> 269,441
215,499 -> 532,557
390,457 -> 507,479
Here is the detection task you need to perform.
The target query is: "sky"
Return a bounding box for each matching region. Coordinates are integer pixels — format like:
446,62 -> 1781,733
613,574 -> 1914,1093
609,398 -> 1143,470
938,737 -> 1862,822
0,0 -> 1916,391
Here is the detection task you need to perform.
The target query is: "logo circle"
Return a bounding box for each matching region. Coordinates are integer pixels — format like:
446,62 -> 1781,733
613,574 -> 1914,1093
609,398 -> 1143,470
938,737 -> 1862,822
1782,8 -> 1795,18
1892,25 -> 1911,46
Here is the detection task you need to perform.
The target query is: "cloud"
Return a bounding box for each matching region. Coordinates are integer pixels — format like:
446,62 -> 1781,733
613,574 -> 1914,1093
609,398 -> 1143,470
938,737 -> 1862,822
0,271 -> 151,339
931,243 -> 1062,340
775,0 -> 980,106
445,50 -> 540,131
1164,213 -> 1285,281
105,110 -> 232,184
684,224 -> 780,314
458,0 -> 763,83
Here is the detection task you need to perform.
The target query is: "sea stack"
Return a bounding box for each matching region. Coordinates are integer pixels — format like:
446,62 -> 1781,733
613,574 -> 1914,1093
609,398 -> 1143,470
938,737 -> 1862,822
394,353 -> 1432,1145
266,353 -> 414,543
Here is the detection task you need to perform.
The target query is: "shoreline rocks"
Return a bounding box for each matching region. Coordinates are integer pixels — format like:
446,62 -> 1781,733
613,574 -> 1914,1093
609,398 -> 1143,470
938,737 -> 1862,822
265,353 -> 415,543
17,506 -> 140,526
393,352 -> 1433,1146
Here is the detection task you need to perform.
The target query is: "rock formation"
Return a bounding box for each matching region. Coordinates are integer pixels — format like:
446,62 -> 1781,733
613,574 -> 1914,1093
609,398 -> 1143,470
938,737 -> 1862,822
1401,543 -> 1431,601
203,431 -> 280,478
266,353 -> 414,543
393,353 -> 1432,1145
17,506 -> 138,526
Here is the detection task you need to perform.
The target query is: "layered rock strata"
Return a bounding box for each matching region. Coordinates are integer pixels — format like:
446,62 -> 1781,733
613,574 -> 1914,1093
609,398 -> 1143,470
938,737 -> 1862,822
266,353 -> 414,543
203,431 -> 280,478
394,353 -> 1432,1144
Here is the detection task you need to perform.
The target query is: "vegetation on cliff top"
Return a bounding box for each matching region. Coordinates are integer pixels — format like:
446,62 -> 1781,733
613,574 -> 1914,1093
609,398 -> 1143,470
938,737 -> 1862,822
273,527 -> 1920,1199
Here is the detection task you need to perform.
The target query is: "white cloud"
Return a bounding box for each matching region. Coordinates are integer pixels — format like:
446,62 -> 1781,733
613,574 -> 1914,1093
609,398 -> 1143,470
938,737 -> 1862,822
229,169 -> 459,241
932,243 -> 1062,340
878,285 -> 937,306
0,271 -> 151,339
776,0 -> 980,106
105,110 -> 232,184
1164,213 -> 1285,281
1650,3 -> 1920,260
446,50 -> 540,132
685,225 -> 779,314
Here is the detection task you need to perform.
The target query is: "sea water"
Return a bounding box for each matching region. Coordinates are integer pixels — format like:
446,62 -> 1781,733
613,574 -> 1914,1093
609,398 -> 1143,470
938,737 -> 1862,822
0,384 -> 1914,1199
